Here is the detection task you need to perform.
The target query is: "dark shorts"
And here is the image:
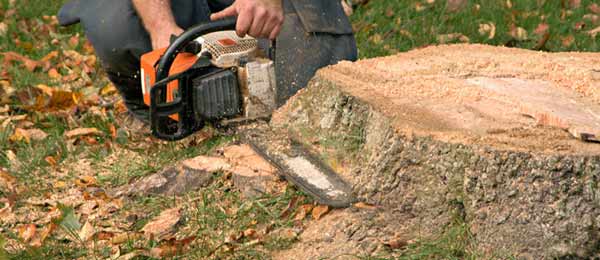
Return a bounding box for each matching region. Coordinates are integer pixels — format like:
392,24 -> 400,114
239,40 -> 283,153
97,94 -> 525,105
58,0 -> 357,117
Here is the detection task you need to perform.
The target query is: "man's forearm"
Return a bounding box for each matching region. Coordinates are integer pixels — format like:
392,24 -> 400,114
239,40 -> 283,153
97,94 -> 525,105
132,0 -> 177,34
132,0 -> 183,49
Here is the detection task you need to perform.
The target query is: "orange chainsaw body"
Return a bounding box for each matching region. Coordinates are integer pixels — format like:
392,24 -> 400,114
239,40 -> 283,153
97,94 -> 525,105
140,48 -> 197,110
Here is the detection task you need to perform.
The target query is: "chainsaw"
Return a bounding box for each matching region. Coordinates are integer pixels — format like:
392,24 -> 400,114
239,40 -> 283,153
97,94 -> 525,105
140,18 -> 356,207
140,18 -> 277,141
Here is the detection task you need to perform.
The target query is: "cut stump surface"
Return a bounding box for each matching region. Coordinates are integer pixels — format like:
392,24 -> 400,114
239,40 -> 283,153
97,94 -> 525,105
282,44 -> 600,152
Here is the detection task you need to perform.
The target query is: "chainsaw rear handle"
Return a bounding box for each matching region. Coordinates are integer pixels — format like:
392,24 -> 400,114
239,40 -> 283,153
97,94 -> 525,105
150,18 -> 237,140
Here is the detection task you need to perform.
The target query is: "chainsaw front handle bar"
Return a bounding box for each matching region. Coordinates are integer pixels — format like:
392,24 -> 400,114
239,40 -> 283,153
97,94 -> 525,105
150,18 -> 236,141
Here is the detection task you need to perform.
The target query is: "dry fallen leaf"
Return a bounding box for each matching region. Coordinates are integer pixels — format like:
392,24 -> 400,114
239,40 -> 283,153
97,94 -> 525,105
589,3 -> 600,14
99,83 -> 118,96
437,33 -> 470,44
48,68 -> 61,79
30,223 -> 56,247
9,128 -> 30,143
78,221 -> 96,242
384,237 -> 409,249
0,198 -> 12,214
25,85 -> 83,112
68,35 -> 79,48
478,23 -> 496,39
1,115 -> 26,129
82,40 -> 95,54
4,150 -> 17,168
574,21 -> 586,31
10,128 -> 48,143
18,224 -> 37,243
294,204 -> 314,221
2,52 -> 47,72
311,205 -> 330,220
534,23 -> 550,36
53,181 -> 66,189
588,26 -> 600,37
510,26 -> 528,40
41,90 -> 82,111
64,127 -> 102,139
279,196 -> 299,218
74,176 -> 97,188
141,208 -> 182,241
243,228 -> 257,239
0,80 -> 14,105
369,33 -> 383,44
446,0 -> 467,12
109,123 -> 117,139
40,51 -> 59,63
27,128 -> 48,141
569,0 -> 581,9
584,14 -> 600,25
562,35 -> 575,47
269,228 -> 298,240
111,232 -> 141,245
354,202 -> 377,210
45,156 -> 58,167
0,170 -> 16,192
35,84 -> 54,96
96,231 -> 115,241
0,22 -> 7,37
0,105 -> 9,114
414,2 -> 426,12
148,236 -> 196,258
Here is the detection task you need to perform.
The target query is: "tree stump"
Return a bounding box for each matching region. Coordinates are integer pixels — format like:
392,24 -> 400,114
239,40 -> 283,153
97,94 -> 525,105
271,44 -> 600,258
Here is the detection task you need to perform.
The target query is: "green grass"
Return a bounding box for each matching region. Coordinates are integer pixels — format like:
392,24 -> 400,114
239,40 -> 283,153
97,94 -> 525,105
182,183 -> 308,259
1,0 -> 598,259
351,0 -> 600,58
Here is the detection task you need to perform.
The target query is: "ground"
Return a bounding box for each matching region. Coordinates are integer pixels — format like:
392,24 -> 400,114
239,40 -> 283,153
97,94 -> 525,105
0,0 -> 598,259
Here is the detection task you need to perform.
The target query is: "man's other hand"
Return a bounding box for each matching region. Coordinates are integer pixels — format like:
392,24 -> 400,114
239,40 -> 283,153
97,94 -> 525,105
210,0 -> 284,40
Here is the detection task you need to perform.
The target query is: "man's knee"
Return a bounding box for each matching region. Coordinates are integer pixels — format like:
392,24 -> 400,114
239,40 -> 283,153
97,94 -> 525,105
71,0 -> 149,77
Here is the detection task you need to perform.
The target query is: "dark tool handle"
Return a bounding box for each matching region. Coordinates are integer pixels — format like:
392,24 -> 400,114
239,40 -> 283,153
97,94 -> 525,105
150,18 -> 237,140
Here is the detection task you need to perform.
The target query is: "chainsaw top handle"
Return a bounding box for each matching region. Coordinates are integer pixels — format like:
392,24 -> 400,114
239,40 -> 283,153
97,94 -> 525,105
155,17 -> 236,81
150,18 -> 236,141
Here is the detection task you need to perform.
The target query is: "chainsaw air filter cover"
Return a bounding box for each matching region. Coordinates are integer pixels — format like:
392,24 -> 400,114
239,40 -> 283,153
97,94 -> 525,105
197,31 -> 259,68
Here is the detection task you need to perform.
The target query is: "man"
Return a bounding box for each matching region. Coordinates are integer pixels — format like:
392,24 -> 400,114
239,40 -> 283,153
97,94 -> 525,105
57,0 -> 357,125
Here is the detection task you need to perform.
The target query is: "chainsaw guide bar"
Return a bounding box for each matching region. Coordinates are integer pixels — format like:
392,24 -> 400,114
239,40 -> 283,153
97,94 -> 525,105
241,125 -> 356,208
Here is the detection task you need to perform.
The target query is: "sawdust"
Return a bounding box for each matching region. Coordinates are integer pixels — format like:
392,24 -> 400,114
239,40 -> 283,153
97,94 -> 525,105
272,210 -> 367,260
312,44 -> 600,155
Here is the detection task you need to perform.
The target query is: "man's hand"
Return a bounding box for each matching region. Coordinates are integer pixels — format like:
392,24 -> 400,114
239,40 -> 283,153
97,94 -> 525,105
210,0 -> 284,40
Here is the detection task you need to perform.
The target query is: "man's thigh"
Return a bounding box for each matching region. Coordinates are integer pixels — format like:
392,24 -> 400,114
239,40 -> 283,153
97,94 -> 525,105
275,0 -> 357,105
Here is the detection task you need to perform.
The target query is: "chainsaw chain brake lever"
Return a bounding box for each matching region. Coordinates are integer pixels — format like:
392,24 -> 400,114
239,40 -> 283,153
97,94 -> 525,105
150,18 -> 237,141
169,34 -> 202,54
